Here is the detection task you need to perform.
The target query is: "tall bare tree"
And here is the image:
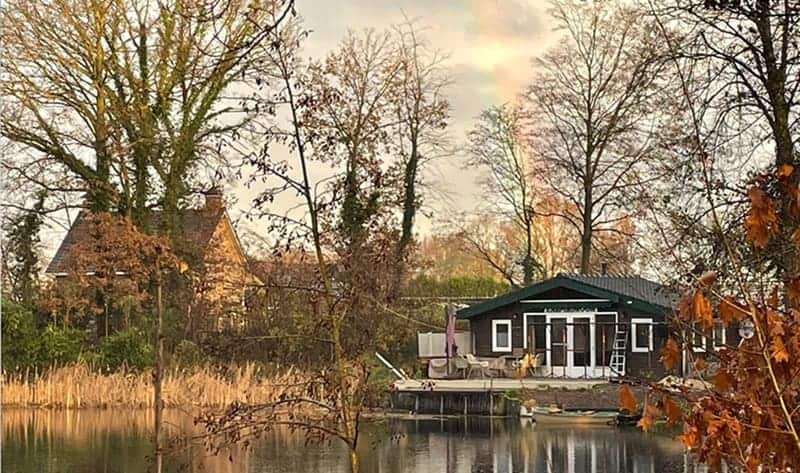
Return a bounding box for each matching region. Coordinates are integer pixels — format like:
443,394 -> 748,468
467,104 -> 540,285
390,21 -> 452,262
304,29 -> 403,249
527,0 -> 668,274
649,0 -> 800,278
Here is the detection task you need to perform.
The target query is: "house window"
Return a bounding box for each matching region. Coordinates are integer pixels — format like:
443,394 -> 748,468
492,319 -> 512,352
713,322 -> 726,350
690,323 -> 707,352
631,318 -> 653,353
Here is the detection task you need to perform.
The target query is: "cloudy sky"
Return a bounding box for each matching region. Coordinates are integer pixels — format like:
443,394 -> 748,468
231,0 -> 561,237
41,0 -> 561,260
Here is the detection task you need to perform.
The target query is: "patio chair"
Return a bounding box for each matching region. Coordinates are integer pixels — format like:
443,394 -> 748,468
487,356 -> 511,378
450,356 -> 469,378
464,354 -> 490,378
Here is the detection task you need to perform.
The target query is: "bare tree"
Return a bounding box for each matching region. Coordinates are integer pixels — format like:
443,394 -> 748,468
201,19 -> 403,473
304,29 -> 404,249
467,104 -> 540,285
390,20 -> 452,262
526,0 -> 668,274
649,0 -> 800,277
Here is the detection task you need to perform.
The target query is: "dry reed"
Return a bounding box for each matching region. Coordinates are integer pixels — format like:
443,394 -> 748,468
1,363 -> 314,409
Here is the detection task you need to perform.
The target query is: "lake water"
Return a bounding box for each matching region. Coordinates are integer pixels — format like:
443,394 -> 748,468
2,409 -> 708,472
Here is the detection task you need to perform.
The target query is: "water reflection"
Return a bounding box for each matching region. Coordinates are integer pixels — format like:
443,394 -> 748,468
362,416 -> 695,473
2,409 -> 704,473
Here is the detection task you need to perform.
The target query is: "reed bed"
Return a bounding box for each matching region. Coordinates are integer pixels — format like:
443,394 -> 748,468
1,363 -> 315,409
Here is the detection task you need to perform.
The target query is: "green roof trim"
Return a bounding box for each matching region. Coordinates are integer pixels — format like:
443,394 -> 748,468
455,274 -> 676,319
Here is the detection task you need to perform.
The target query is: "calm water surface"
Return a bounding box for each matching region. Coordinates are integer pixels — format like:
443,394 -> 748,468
2,409 -> 708,472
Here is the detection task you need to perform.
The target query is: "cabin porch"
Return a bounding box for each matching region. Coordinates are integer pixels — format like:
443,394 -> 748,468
418,318 -> 666,380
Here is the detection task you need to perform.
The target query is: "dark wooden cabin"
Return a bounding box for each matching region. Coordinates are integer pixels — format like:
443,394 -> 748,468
455,273 -> 734,379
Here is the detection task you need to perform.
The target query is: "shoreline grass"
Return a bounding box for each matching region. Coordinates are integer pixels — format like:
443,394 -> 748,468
1,362 -> 315,409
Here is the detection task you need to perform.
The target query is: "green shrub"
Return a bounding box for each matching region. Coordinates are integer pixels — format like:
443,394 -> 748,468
97,327 -> 153,371
173,339 -> 202,367
1,300 -> 40,371
38,325 -> 86,367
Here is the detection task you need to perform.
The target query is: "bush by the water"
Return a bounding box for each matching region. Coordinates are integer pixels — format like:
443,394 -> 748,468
1,300 -> 151,372
2,301 -> 87,371
94,327 -> 153,371
1,301 -> 40,371
38,325 -> 87,366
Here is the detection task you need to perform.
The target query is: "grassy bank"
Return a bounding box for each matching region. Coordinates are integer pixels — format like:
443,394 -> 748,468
1,363 -> 315,409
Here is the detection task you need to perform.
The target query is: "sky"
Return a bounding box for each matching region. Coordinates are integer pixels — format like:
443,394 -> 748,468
40,0 -> 561,262
233,0 -> 561,239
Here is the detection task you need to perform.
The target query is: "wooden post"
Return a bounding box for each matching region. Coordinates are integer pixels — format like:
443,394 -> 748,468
601,325 -> 605,378
463,395 -> 468,416
489,392 -> 494,417
414,394 -> 419,414
154,268 -> 163,473
440,395 -> 444,415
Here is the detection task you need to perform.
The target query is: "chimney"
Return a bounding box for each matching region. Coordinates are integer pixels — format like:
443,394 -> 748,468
601,262 -> 608,275
204,186 -> 224,211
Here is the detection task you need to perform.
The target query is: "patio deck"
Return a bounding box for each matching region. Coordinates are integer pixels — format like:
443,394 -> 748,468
393,377 -> 607,393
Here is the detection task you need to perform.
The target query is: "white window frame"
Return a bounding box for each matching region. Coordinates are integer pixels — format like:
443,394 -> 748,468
631,318 -> 654,353
492,319 -> 512,352
712,322 -> 727,350
690,324 -> 707,352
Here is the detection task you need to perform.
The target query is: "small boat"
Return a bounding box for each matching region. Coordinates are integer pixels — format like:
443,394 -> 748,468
530,406 -> 618,425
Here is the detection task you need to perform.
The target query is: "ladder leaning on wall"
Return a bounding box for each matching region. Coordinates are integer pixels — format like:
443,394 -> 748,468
609,327 -> 627,376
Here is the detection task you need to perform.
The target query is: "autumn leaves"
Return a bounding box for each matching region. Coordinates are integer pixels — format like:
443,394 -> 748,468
618,163 -> 800,470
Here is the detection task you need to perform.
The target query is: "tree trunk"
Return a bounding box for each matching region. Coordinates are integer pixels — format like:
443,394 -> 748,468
154,275 -> 164,473
397,139 -> 419,260
349,447 -> 359,473
522,218 -> 535,285
581,190 -> 594,274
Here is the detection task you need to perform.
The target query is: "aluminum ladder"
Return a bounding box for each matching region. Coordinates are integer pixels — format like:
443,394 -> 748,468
609,328 -> 627,376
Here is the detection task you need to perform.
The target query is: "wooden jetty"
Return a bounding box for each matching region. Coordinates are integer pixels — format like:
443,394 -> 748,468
390,378 -> 607,416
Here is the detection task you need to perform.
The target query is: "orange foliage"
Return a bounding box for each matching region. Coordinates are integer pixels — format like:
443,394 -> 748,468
660,337 -> 681,370
619,384 -> 637,413
744,187 -> 779,248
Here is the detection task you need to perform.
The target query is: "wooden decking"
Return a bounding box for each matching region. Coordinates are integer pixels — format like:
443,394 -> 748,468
393,378 -> 607,393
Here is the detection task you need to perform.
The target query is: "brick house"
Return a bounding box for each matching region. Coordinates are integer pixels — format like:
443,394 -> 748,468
46,188 -> 261,331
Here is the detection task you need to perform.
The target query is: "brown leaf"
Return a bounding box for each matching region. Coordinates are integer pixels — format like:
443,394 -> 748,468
692,290 -> 713,329
744,187 -> 778,248
718,296 -> 747,324
770,338 -> 790,363
713,369 -> 734,392
661,337 -> 681,370
619,384 -> 637,413
777,164 -> 794,178
663,397 -> 683,427
637,401 -> 661,432
787,276 -> 800,308
767,286 -> 779,307
677,426 -> 699,449
694,357 -> 707,371
697,271 -> 718,288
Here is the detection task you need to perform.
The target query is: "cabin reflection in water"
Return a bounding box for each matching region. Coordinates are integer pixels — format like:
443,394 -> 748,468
377,416 -> 713,473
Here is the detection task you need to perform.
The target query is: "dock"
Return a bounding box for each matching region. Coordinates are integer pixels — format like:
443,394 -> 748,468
393,378 -> 606,392
390,378 -> 611,416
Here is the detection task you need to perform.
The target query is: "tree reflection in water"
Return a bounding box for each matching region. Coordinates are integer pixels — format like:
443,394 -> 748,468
3,410 -> 712,473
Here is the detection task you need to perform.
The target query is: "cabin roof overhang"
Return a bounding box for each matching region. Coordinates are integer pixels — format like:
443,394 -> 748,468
455,275 -> 675,319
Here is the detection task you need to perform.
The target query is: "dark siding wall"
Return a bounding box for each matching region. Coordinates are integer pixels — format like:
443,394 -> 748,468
620,308 -> 670,379
470,302 -> 676,380
471,303 -> 525,357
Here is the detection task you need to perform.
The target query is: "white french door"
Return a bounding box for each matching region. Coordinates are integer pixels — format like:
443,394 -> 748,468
545,312 -> 596,378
